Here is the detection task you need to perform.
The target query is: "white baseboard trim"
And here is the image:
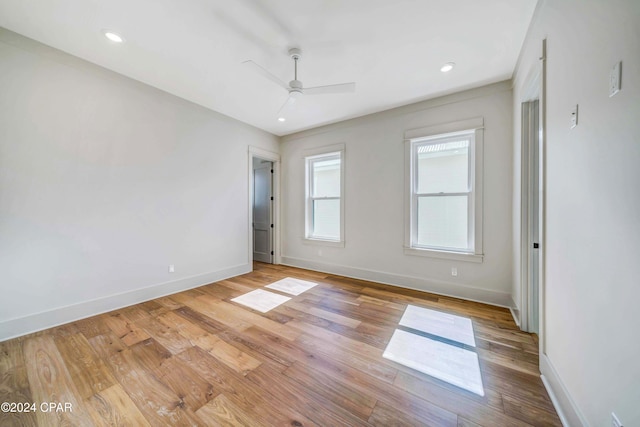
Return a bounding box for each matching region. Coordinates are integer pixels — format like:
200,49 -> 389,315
509,296 -> 521,328
0,263 -> 251,342
281,256 -> 512,308
510,307 -> 521,328
540,353 -> 589,427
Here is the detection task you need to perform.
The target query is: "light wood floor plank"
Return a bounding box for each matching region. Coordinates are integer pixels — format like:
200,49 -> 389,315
136,316 -> 193,355
214,299 -> 301,342
72,315 -> 111,339
177,346 -> 319,426
368,399 -> 457,427
0,262 -> 560,426
86,383 -> 151,427
154,356 -> 217,411
294,332 -> 398,384
54,333 -> 116,399
91,343 -> 203,426
394,369 -> 531,427
102,312 -> 150,347
0,340 -> 36,427
216,329 -> 293,369
502,393 -> 563,426
286,300 -> 362,328
196,393 -> 266,427
283,360 -> 378,420
203,335 -> 262,376
183,295 -> 252,331
23,336 -> 94,426
246,364 -> 375,427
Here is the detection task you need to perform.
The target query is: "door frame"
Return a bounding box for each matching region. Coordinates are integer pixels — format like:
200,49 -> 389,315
519,39 -> 547,354
248,146 -> 281,266
252,158 -> 274,263
520,98 -> 540,334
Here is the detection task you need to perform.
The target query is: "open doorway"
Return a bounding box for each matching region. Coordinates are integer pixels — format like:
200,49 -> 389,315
248,147 -> 280,266
252,157 -> 273,263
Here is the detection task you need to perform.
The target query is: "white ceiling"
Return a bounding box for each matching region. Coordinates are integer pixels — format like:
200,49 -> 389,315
0,0 -> 537,136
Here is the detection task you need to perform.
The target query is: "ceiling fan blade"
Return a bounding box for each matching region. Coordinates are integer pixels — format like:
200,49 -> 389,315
242,60 -> 289,91
276,95 -> 297,119
304,82 -> 356,95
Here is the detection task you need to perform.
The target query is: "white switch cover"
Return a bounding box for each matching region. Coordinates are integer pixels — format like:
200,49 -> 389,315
609,61 -> 622,97
169,264 -> 175,273
451,267 -> 458,277
612,412 -> 623,427
570,105 -> 578,129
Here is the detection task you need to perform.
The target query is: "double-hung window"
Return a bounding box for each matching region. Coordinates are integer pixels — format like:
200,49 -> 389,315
305,145 -> 344,245
405,119 -> 483,262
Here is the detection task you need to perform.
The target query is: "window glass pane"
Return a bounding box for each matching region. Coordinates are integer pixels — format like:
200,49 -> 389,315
417,195 -> 468,250
312,199 -> 340,239
312,157 -> 340,197
417,140 -> 469,194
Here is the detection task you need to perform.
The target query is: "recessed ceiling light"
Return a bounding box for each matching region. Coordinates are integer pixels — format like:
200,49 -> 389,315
278,117 -> 286,122
440,62 -> 455,73
102,30 -> 124,43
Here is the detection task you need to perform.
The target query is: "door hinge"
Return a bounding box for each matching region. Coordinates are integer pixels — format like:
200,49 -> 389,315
270,196 -> 274,201
270,169 -> 274,173
270,224 -> 274,228
533,243 -> 539,249
270,251 -> 274,255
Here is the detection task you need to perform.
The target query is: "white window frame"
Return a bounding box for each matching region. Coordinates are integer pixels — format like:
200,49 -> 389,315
303,143 -> 345,247
404,118 -> 484,263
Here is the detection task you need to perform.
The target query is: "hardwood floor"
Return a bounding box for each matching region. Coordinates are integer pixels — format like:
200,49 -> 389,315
0,263 -> 561,426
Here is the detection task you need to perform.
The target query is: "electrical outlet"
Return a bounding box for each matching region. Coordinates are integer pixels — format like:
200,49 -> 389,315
612,412 -> 623,427
168,264 -> 175,273
609,61 -> 622,97
451,267 -> 458,277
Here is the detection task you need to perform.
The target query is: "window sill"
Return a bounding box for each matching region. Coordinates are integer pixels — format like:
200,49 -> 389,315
302,238 -> 345,248
403,247 -> 483,263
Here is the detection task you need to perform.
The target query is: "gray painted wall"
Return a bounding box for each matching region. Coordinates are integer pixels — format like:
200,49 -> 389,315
280,82 -> 513,306
512,0 -> 640,425
0,29 -> 279,340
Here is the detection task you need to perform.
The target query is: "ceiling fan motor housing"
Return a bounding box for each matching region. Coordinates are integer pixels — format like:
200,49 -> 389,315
289,79 -> 303,96
288,48 -> 302,60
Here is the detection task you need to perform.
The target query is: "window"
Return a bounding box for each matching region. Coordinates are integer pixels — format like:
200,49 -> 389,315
413,133 -> 473,251
305,146 -> 344,245
404,119 -> 483,262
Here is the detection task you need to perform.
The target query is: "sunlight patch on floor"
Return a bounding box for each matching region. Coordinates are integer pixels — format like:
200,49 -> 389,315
400,305 -> 476,347
265,277 -> 318,296
231,289 -> 291,313
383,329 -> 484,396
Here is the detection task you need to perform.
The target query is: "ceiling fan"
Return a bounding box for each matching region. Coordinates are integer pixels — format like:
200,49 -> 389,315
243,48 -> 355,121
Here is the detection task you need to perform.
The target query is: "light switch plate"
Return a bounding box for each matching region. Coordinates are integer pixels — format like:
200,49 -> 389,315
570,105 -> 578,129
610,61 -> 622,97
612,412 -> 623,427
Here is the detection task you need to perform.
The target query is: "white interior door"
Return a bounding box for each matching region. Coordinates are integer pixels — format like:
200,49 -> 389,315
253,160 -> 273,263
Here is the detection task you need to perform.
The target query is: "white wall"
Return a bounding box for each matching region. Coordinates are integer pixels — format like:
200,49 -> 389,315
0,28 -> 279,340
281,82 -> 513,306
512,1 -> 640,425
